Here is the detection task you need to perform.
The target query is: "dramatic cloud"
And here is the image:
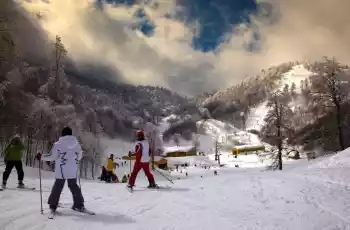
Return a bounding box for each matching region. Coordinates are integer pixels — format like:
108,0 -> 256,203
17,0 -> 350,96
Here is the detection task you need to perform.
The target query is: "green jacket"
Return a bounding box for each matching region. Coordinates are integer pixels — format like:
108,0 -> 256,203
4,141 -> 25,161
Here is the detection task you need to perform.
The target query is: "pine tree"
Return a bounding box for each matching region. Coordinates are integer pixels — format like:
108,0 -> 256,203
282,84 -> 289,96
290,82 -> 297,98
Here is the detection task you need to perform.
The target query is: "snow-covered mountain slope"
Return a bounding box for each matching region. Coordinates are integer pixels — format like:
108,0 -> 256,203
246,65 -> 313,131
1,152 -> 350,230
245,101 -> 270,131
278,64 -> 314,93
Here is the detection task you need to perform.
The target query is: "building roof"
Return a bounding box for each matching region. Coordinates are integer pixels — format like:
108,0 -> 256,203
163,145 -> 195,153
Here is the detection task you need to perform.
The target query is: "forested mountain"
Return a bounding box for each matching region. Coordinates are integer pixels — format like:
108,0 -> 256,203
201,59 -> 350,153
0,0 -> 189,172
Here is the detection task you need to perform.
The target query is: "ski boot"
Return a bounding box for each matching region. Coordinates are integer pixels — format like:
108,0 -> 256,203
147,184 -> 159,189
17,181 -> 25,189
72,205 -> 85,212
126,184 -> 134,192
71,205 -> 95,215
1,183 -> 6,190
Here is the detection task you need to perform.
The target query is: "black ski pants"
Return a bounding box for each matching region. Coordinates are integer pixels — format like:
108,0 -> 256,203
48,178 -> 84,210
2,161 -> 24,184
106,171 -> 114,182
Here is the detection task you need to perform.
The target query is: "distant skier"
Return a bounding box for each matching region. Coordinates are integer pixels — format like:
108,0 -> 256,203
36,127 -> 89,214
2,135 -> 25,189
127,130 -> 157,189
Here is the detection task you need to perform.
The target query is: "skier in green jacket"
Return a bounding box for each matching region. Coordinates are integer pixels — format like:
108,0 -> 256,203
2,135 -> 25,189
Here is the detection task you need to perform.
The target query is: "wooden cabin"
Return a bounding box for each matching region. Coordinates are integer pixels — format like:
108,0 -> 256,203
162,146 -> 197,157
122,155 -> 168,169
153,158 -> 168,170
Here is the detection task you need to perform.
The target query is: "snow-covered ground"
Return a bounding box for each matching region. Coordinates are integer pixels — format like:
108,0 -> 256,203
1,148 -> 350,230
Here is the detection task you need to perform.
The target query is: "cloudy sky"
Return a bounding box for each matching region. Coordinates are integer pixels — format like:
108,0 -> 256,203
18,0 -> 350,96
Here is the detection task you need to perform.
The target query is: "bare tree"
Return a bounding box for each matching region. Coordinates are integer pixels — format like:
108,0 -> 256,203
40,35 -> 68,103
262,90 -> 293,170
308,57 -> 349,150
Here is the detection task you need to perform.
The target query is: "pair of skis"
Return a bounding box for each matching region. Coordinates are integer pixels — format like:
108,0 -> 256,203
0,186 -> 35,191
48,207 -> 95,219
127,184 -> 171,193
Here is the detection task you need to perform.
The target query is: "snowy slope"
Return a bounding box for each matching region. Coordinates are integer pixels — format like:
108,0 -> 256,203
245,101 -> 270,131
279,64 -> 314,93
308,147 -> 350,169
2,153 -> 350,230
246,65 -> 313,131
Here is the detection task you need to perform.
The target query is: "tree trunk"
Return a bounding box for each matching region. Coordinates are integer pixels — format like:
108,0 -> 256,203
335,101 -> 345,150
28,134 -> 33,166
276,119 -> 283,170
277,134 -> 283,170
275,101 -> 283,170
218,152 -> 221,166
25,131 -> 30,166
84,159 -> 87,179
91,159 -> 94,180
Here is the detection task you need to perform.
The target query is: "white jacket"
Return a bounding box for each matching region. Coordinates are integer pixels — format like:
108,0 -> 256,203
136,140 -> 150,162
42,135 -> 83,179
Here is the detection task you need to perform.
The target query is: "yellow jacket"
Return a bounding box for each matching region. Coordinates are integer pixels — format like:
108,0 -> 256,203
106,158 -> 114,172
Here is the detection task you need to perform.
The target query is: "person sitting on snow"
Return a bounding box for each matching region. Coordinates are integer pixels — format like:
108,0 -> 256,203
127,130 -> 157,189
112,173 -> 119,183
121,173 -> 128,183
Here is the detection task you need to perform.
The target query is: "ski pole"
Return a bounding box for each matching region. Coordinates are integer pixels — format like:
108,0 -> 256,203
78,163 -> 81,188
154,167 -> 174,184
38,158 -> 44,214
78,174 -> 81,188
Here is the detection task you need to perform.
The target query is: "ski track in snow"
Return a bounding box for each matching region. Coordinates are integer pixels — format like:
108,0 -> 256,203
2,166 -> 350,230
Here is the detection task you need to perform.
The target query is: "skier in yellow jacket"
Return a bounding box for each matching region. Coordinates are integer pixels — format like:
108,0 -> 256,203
105,154 -> 114,183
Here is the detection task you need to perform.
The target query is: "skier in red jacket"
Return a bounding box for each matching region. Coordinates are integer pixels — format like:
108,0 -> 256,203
127,130 -> 157,189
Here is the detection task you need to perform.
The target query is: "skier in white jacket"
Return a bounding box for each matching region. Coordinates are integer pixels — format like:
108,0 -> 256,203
36,127 -> 87,213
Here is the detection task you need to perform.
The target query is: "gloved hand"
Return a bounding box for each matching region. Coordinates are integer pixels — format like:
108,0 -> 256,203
35,153 -> 42,161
